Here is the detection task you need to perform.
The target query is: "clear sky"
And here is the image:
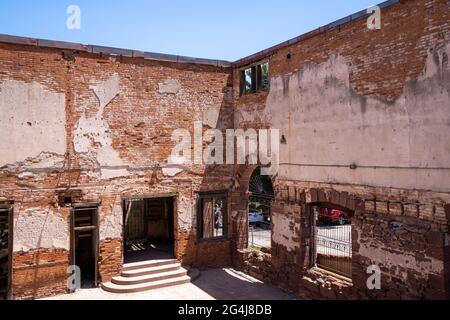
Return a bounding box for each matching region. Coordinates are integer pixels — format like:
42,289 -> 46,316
0,0 -> 380,61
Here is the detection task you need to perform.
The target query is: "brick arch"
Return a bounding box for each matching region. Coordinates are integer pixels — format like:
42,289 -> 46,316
270,186 -> 365,271
230,165 -> 278,265
273,186 -> 364,214
304,189 -> 364,281
305,189 -> 363,214
230,165 -> 259,258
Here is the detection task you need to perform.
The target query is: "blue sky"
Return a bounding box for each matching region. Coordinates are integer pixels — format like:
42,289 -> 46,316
0,1 -> 379,61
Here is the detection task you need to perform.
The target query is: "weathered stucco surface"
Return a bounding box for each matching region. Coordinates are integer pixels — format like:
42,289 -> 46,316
162,166 -> 184,177
236,44 -> 450,192
357,230 -> 443,276
158,79 -> 181,95
271,211 -> 298,252
203,108 -> 221,128
13,208 -> 69,252
177,196 -> 194,231
99,200 -> 123,241
0,80 -> 66,167
73,74 -> 129,179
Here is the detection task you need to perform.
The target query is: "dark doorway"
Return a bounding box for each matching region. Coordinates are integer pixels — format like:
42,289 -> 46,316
71,206 -> 99,289
123,197 -> 175,263
0,206 -> 12,300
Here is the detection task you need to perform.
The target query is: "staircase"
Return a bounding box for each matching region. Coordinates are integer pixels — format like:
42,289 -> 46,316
102,259 -> 196,294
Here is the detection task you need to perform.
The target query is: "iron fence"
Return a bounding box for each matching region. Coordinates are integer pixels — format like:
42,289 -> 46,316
314,207 -> 352,278
248,222 -> 271,249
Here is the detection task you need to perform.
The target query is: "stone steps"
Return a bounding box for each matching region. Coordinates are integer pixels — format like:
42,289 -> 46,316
123,259 -> 179,271
102,259 -> 195,294
122,262 -> 182,278
112,269 -> 188,285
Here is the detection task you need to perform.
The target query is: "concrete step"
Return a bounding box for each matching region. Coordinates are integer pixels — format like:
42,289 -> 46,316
112,268 -> 188,285
123,259 -> 178,272
102,275 -> 191,294
121,262 -> 181,278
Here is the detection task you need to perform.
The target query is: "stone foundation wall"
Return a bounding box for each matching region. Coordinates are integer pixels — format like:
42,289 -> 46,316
235,182 -> 450,300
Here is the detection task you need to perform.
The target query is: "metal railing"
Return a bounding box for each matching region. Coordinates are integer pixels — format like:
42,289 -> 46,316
315,216 -> 352,278
248,222 -> 271,249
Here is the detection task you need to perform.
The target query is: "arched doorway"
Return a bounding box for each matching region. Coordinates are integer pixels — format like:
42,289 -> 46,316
248,167 -> 274,249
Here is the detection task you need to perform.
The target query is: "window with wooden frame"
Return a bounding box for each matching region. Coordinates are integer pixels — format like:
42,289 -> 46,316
239,60 -> 270,96
198,193 -> 228,240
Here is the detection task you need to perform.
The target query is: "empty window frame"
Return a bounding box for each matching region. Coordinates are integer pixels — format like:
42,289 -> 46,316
311,205 -> 353,279
240,61 -> 270,96
198,193 -> 228,240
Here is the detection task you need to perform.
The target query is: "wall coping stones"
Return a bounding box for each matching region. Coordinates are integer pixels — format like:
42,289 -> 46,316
0,33 -> 232,68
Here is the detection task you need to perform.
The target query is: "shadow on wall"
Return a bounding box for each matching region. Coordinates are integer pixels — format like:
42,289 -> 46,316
191,75 -> 235,268
192,268 -> 296,300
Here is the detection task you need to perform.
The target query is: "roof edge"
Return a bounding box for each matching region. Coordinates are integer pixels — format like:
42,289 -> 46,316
233,0 -> 400,67
0,33 -> 232,68
0,0 -> 400,69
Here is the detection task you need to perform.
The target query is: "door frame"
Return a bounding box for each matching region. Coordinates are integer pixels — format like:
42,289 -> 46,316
70,205 -> 99,290
0,205 -> 13,300
7,207 -> 12,300
122,194 -> 177,259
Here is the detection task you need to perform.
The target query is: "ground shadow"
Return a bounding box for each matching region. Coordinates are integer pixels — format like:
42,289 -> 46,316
124,240 -> 175,264
191,268 -> 296,300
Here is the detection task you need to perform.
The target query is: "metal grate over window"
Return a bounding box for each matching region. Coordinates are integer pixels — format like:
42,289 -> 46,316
312,205 -> 353,279
248,168 -> 274,250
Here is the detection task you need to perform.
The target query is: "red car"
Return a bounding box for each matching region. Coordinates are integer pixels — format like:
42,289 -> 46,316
319,208 -> 352,225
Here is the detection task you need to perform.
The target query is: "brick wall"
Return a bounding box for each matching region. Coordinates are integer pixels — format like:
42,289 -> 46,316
98,239 -> 123,283
1,0 -> 449,301
12,249 -> 69,300
230,0 -> 450,300
236,182 -> 449,299
0,41 -> 234,299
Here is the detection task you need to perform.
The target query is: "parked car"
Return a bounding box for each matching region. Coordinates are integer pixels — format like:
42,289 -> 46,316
249,211 -> 264,224
319,208 -> 353,225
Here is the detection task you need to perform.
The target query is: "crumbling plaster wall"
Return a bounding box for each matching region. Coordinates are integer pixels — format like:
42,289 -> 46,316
232,0 -> 450,300
236,44 -> 450,192
0,42 -> 234,298
271,209 -> 299,253
99,196 -> 123,241
73,73 -> 130,180
13,206 -> 69,252
0,80 -> 66,167
0,79 -> 70,255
